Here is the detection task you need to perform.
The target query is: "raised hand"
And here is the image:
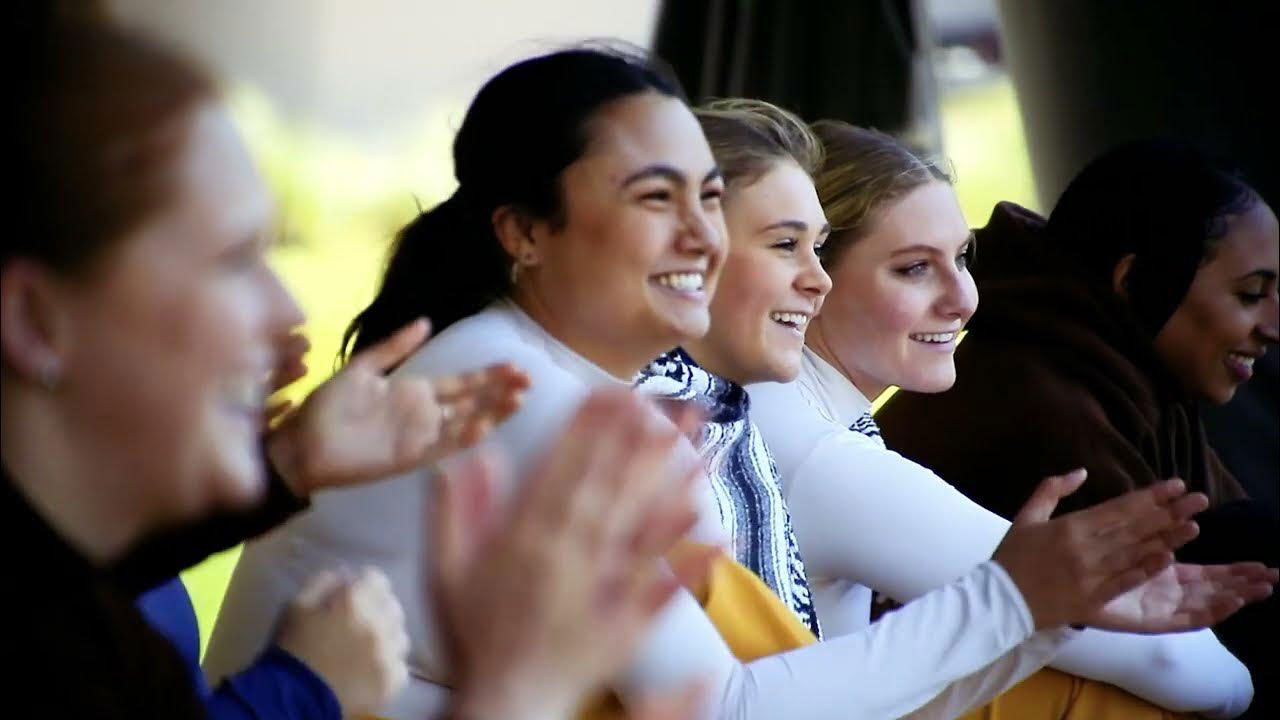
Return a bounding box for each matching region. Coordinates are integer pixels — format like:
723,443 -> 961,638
265,318 -> 529,495
1091,561 -> 1276,632
433,389 -> 707,720
994,470 -> 1276,631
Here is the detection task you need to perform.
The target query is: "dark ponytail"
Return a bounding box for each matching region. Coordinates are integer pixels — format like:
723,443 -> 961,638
341,45 -> 684,361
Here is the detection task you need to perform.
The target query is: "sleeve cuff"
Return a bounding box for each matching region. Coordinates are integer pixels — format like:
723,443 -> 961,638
217,645 -> 342,720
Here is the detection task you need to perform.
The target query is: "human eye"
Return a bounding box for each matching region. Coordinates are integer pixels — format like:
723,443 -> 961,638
639,188 -> 673,204
956,240 -> 976,271
772,237 -> 799,252
701,180 -> 724,205
894,260 -> 930,278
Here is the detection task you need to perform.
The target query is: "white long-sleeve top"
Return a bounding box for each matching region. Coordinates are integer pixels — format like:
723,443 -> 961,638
204,301 -> 1074,720
748,346 -> 1254,719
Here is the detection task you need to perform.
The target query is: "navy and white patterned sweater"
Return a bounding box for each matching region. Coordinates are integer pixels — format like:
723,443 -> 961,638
637,348 -> 822,638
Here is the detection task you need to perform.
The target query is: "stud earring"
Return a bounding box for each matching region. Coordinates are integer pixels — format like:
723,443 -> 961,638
38,359 -> 62,391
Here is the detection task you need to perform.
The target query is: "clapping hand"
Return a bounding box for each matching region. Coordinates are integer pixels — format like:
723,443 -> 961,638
266,319 -> 530,496
433,389 -> 709,720
995,470 -> 1277,632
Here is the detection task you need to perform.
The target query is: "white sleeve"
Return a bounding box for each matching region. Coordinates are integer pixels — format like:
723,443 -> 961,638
786,430 -> 1253,716
715,561 -> 1042,720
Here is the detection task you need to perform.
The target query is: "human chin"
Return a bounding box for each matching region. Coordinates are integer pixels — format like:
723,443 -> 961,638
647,272 -> 712,340
760,345 -> 803,383
206,376 -> 269,507
1203,364 -> 1241,405
900,351 -> 957,394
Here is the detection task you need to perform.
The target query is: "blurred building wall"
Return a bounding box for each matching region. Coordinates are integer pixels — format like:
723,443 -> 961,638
108,0 -> 660,145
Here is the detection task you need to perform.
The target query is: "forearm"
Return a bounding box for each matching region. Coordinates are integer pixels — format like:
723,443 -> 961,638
1049,628 -> 1253,717
726,562 -> 1040,719
902,627 -> 1077,719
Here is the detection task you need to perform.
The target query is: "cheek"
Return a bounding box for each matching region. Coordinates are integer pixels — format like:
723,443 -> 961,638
555,212 -> 663,305
713,256 -> 771,327
836,277 -> 927,359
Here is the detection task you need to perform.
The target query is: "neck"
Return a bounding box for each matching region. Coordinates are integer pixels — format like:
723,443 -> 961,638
680,340 -> 748,386
806,316 -> 887,401
2,388 -> 146,566
510,286 -> 670,380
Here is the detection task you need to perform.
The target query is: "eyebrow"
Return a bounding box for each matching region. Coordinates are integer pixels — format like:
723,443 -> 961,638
889,235 -> 974,257
760,220 -> 832,236
621,164 -> 723,188
1236,269 -> 1279,282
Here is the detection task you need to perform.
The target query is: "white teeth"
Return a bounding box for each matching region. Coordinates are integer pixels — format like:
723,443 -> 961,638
654,272 -> 705,291
910,332 -> 956,344
770,312 -> 810,328
1228,352 -> 1255,368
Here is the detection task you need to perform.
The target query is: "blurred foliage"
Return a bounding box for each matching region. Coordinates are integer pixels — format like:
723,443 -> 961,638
183,76 -> 1036,657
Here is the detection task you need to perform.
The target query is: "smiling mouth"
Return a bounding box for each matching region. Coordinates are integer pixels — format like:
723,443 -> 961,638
909,331 -> 957,345
652,271 -> 705,293
1225,352 -> 1257,380
770,311 -> 810,332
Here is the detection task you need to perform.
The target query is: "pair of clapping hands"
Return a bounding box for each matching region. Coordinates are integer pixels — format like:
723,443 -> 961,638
261,319 -> 1277,720
255,320 -> 702,719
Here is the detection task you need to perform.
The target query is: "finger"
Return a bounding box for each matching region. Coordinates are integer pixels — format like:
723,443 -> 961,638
263,399 -> 294,429
1096,524 -> 1196,575
294,568 -> 345,607
1156,594 -> 1246,633
628,454 -> 703,556
1092,513 -> 1201,568
1070,479 -> 1190,535
520,389 -> 637,520
1091,492 -> 1208,547
271,333 -> 311,390
567,400 -> 659,543
601,417 -> 690,548
665,545 -> 719,595
349,317 -> 431,374
1091,550 -> 1175,606
429,457 -> 491,592
1013,469 -> 1088,526
435,363 -> 530,401
271,360 -> 308,394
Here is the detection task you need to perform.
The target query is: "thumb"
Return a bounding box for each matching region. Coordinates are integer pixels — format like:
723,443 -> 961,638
293,568 -> 346,608
350,318 -> 431,374
1013,468 -> 1088,526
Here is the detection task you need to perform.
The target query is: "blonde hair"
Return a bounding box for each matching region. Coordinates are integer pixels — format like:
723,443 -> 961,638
811,120 -> 951,266
694,98 -> 823,191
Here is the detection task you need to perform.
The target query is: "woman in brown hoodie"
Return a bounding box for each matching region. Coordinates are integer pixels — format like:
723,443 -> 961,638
875,139 -> 1279,717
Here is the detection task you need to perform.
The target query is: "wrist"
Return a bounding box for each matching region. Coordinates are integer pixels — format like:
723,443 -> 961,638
266,423 -> 310,499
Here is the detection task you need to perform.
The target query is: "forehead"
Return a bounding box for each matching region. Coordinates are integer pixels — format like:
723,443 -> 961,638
1208,200 -> 1280,277
727,161 -> 826,229
867,181 -> 968,253
174,103 -> 272,236
575,93 -> 716,180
